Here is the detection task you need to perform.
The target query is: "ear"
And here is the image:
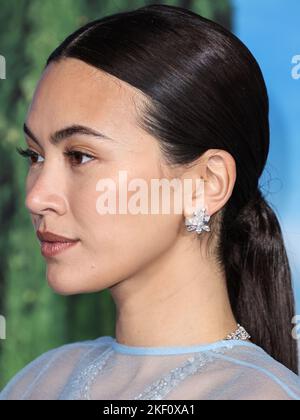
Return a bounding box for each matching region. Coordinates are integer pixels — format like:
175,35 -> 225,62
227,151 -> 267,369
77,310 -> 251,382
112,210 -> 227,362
182,149 -> 236,218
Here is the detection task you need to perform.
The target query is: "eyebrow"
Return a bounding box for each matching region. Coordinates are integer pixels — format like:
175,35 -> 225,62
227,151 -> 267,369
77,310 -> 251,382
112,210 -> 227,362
23,123 -> 115,146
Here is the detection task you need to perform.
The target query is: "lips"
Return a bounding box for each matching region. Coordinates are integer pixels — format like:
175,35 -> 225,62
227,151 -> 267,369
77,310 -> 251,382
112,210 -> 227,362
37,230 -> 78,243
37,230 -> 79,257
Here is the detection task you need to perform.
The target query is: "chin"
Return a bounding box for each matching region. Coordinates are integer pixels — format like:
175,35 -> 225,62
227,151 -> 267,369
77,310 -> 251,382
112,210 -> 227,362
46,277 -> 81,296
45,269 -> 84,295
45,271 -> 109,296
45,263 -> 117,295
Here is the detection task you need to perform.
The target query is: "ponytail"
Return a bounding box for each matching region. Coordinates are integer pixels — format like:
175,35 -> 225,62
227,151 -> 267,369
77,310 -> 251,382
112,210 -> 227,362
220,188 -> 298,374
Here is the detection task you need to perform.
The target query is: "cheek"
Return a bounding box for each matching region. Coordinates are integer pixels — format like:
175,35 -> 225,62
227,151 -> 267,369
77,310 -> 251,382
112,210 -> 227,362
115,213 -> 181,286
68,168 -> 181,277
86,211 -> 179,284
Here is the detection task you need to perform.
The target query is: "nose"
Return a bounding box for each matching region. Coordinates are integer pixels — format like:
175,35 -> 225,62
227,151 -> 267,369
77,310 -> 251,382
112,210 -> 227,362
25,165 -> 68,217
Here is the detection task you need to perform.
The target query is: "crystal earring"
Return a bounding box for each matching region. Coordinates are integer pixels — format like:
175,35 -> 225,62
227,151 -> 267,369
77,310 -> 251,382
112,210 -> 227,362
185,207 -> 211,234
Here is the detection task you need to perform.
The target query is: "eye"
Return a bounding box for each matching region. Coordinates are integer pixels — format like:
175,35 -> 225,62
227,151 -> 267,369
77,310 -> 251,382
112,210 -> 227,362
16,147 -> 95,167
16,147 -> 44,165
64,150 -> 95,166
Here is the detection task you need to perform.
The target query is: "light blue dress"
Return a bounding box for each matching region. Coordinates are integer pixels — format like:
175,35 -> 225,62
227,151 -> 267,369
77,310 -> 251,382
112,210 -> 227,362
1,336 -> 300,400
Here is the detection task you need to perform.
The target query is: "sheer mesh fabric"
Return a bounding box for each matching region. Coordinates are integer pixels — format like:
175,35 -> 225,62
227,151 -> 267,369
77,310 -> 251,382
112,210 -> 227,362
1,337 -> 300,400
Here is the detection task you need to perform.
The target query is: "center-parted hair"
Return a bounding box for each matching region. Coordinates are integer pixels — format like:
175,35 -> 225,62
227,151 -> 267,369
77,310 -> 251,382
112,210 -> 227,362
46,4 -> 298,374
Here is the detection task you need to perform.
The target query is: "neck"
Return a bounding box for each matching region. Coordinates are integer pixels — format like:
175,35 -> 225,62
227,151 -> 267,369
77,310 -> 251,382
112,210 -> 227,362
110,235 -> 238,347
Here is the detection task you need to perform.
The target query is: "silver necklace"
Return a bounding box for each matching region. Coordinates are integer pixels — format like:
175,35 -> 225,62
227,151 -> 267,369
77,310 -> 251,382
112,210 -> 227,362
224,323 -> 251,341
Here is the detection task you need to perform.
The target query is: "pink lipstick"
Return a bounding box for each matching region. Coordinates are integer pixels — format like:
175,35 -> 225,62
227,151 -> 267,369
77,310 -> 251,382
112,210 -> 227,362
37,230 -> 79,258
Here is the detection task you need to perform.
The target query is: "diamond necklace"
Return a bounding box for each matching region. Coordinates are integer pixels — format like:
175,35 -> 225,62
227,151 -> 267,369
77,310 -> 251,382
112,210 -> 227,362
224,323 -> 251,341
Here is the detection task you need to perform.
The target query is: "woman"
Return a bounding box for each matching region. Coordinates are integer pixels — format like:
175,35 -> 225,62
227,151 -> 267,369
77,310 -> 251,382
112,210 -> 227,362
1,4 -> 300,400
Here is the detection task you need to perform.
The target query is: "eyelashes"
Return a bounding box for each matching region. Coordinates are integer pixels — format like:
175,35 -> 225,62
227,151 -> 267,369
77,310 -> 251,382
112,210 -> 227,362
16,147 -> 95,166
16,147 -> 41,164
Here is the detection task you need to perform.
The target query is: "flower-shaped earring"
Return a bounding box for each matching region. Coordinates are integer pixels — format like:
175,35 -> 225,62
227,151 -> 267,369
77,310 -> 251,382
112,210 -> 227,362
185,207 -> 211,234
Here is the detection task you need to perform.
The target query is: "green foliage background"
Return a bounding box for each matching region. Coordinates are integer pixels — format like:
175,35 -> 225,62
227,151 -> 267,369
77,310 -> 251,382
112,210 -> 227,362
0,0 -> 231,388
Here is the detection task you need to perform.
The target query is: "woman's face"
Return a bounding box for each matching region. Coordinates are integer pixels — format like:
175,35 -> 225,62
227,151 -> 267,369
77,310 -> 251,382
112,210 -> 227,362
24,58 -> 183,295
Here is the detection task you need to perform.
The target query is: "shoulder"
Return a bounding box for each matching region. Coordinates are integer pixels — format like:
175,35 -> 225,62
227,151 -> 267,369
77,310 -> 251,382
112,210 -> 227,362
210,342 -> 300,400
0,336 -> 114,400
